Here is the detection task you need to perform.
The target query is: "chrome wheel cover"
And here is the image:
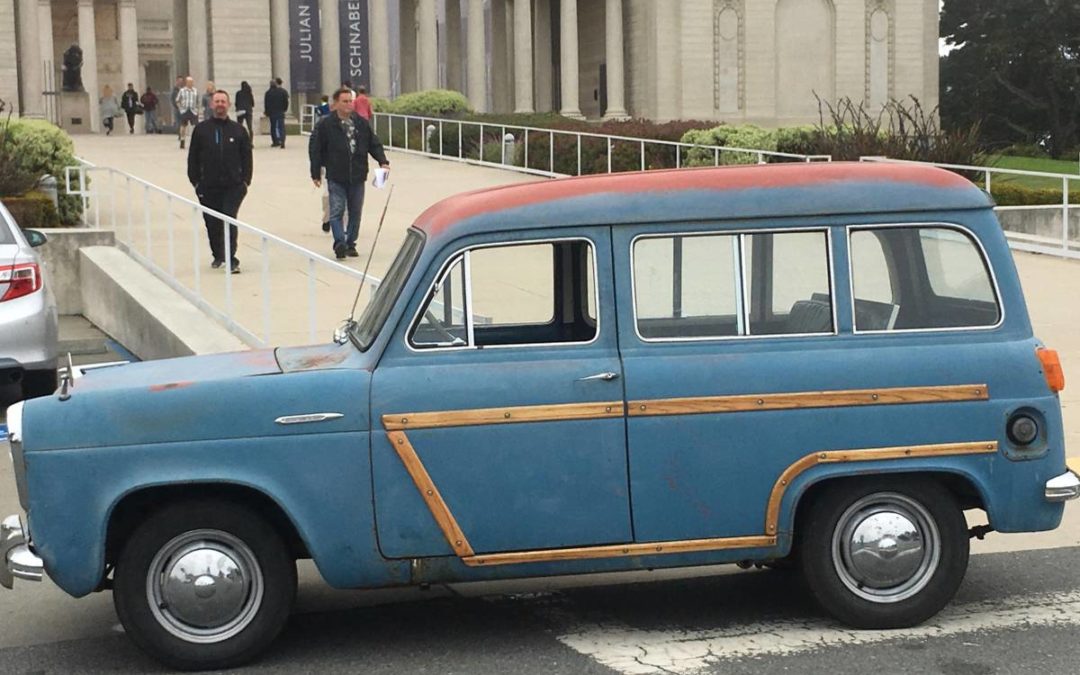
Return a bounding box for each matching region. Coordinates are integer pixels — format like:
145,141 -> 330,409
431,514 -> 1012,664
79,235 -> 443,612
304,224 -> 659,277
146,529 -> 264,643
830,493 -> 940,604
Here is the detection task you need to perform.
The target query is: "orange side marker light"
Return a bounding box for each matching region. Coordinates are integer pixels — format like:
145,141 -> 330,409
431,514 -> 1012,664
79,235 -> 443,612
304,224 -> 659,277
1037,347 -> 1065,392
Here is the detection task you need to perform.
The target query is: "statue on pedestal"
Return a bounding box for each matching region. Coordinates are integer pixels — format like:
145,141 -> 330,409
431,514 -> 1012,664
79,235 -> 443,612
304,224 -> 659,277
62,44 -> 84,92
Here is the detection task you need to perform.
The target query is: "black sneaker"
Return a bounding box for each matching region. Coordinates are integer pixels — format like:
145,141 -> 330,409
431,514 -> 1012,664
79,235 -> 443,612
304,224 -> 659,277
346,246 -> 359,257
321,221 -> 330,233
180,139 -> 185,149
211,259 -> 223,269
334,244 -> 347,259
231,262 -> 241,274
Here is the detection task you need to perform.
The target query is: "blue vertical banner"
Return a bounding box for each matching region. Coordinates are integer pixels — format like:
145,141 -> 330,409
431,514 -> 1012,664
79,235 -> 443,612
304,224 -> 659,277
339,0 -> 370,90
289,0 -> 322,92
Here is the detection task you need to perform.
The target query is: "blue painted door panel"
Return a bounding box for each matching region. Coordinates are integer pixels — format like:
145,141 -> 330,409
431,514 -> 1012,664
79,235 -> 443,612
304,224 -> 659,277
370,227 -> 632,558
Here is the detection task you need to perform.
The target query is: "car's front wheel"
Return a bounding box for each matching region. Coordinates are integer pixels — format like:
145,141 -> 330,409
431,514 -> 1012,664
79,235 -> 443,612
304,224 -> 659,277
113,500 -> 297,670
799,477 -> 969,629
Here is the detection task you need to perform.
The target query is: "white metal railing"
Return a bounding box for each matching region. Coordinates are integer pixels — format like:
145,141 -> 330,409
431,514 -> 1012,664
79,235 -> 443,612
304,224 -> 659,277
298,103 -> 318,135
860,157 -> 1079,260
298,105 -> 830,176
64,160 -> 383,346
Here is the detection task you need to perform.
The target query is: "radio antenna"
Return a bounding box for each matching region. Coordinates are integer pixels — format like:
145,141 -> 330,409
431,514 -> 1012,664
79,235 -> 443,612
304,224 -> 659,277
350,184 -> 394,320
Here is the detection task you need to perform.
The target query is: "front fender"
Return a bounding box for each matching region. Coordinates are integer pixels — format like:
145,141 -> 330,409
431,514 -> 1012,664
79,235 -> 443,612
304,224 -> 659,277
26,432 -> 410,597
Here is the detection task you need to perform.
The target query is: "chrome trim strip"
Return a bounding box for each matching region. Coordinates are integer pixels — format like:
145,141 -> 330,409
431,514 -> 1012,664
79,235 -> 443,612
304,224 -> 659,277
846,222 -> 1006,335
273,413 -> 345,425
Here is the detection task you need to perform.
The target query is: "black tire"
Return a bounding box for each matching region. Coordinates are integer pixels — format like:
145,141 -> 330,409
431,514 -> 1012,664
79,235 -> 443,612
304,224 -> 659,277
113,500 -> 297,671
799,477 -> 968,629
20,369 -> 58,400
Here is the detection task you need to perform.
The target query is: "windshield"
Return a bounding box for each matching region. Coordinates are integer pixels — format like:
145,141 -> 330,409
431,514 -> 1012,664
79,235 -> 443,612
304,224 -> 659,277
350,228 -> 425,350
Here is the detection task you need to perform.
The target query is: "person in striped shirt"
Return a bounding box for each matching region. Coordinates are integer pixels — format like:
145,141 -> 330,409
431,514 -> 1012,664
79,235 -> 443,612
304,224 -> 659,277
175,76 -> 199,150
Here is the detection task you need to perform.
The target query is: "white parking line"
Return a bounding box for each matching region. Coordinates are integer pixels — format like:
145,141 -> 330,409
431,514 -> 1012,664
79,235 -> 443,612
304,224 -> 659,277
541,589 -> 1080,674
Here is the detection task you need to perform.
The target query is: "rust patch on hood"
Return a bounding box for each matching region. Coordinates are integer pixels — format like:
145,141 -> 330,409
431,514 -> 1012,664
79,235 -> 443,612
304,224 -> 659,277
149,381 -> 195,392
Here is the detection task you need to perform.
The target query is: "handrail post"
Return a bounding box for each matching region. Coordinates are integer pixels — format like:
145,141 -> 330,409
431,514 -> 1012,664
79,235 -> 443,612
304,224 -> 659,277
458,121 -> 463,159
607,137 -> 612,174
577,134 -> 582,176
1064,176 -> 1070,254
549,130 -> 554,174
640,141 -> 645,171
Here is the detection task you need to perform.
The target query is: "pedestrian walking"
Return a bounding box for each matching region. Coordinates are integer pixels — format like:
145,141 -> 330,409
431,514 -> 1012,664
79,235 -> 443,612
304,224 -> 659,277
201,81 -> 215,120
187,90 -> 252,274
99,85 -> 120,135
264,78 -> 289,148
235,81 -> 254,137
309,87 -> 390,259
352,85 -> 373,121
169,76 -> 183,127
175,76 -> 199,149
120,83 -> 140,134
141,87 -> 160,133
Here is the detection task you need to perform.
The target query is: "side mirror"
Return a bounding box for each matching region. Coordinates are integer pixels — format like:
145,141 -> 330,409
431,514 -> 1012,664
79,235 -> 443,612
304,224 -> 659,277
23,229 -> 48,248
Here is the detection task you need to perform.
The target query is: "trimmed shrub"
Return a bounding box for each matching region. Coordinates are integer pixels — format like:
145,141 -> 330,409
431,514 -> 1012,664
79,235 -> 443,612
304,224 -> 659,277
387,89 -> 474,117
1,190 -> 61,228
682,125 -> 778,166
370,96 -> 393,113
990,183 -> 1080,206
4,118 -> 82,224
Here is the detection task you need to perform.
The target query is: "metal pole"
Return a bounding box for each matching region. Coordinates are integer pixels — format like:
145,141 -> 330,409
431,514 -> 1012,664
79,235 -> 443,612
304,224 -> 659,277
261,237 -> 271,344
985,171 -> 991,193
577,134 -> 582,176
439,119 -> 443,156
308,258 -> 317,342
480,123 -> 485,162
607,138 -> 612,174
524,129 -> 529,168
458,121 -> 463,159
640,141 -> 645,171
549,131 -> 554,174
1064,177 -> 1070,253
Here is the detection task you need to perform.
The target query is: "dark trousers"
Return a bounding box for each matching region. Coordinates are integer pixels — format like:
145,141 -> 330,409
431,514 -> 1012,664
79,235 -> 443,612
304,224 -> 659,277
269,114 -> 285,145
238,110 -> 253,137
196,184 -> 247,264
103,117 -> 114,133
125,111 -> 136,132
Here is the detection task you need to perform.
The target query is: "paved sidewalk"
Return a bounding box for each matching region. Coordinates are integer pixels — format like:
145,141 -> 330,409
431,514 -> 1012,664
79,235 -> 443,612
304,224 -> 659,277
74,133 -> 537,345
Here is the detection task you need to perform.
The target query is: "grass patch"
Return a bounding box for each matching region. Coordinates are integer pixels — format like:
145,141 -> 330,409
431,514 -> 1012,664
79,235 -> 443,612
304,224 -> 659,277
983,155 -> 1080,190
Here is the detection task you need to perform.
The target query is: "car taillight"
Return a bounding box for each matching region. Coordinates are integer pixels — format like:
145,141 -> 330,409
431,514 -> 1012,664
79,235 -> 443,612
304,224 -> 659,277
0,263 -> 41,302
1036,347 -> 1065,393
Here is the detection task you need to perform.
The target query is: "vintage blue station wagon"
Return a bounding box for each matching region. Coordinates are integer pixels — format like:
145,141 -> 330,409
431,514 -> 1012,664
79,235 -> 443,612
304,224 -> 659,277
3,162 -> 1078,670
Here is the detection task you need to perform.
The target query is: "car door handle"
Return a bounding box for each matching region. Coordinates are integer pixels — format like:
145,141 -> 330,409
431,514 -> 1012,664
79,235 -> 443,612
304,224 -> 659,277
577,372 -> 620,382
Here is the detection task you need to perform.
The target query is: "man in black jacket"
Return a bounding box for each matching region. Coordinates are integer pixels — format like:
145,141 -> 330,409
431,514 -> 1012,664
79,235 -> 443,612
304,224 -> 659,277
264,78 -> 289,148
120,83 -> 140,134
188,90 -> 252,273
309,87 -> 390,259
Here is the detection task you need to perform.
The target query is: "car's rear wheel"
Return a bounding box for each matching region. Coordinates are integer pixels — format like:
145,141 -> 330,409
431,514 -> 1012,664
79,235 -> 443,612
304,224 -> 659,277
799,477 -> 968,628
113,500 -> 296,671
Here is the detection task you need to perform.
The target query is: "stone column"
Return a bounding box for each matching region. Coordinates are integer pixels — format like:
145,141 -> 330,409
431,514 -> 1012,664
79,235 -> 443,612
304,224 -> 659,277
16,0 -> 42,116
602,0 -> 627,118
0,0 -> 21,115
370,0 -> 392,97
559,0 -> 582,118
466,0 -> 486,111
533,0 -> 551,111
172,0 -> 188,79
37,0 -> 54,95
416,0 -> 437,90
445,0 -> 463,93
77,0 -> 100,131
270,0 -> 290,86
320,0 -> 340,92
513,0 -> 533,113
188,0 -> 209,85
119,0 -> 140,94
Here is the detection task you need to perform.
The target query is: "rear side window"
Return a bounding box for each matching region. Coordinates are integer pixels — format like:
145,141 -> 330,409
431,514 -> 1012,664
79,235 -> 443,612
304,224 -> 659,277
849,226 -> 1000,332
632,229 -> 833,340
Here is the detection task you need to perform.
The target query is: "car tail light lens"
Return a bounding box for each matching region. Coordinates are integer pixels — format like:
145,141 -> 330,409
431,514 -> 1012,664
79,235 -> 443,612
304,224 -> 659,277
0,263 -> 41,302
1036,347 -> 1065,393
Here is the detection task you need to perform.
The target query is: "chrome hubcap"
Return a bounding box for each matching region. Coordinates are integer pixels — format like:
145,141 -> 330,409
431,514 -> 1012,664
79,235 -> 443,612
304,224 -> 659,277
831,493 -> 940,603
147,530 -> 264,643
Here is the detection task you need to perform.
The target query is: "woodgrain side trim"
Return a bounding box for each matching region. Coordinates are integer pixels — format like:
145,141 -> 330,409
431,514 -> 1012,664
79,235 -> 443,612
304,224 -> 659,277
386,430 -> 475,557
763,441 -> 999,534
629,384 -> 988,417
383,401 -> 626,431
461,535 -> 778,567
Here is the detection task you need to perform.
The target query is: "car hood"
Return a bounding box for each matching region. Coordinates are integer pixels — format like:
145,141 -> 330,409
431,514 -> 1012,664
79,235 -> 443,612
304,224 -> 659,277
21,345 -> 372,451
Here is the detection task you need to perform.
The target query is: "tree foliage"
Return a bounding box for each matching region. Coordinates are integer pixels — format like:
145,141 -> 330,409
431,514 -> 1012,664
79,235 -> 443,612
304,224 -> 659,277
940,0 -> 1080,157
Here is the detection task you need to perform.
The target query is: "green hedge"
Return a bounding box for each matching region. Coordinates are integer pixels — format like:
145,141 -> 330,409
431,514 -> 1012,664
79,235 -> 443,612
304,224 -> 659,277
990,183 -> 1080,206
4,119 -> 81,224
1,190 -> 61,228
383,89 -> 474,116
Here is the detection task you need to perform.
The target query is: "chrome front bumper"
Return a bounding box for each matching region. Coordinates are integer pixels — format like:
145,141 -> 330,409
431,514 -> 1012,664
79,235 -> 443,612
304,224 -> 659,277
0,514 -> 43,589
1046,458 -> 1080,503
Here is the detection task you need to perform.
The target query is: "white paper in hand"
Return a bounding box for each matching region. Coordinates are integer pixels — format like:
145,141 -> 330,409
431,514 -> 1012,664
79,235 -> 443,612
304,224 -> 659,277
372,167 -> 389,189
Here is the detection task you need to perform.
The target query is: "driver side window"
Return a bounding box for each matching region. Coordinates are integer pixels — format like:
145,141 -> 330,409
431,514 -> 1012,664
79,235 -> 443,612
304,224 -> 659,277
409,239 -> 598,350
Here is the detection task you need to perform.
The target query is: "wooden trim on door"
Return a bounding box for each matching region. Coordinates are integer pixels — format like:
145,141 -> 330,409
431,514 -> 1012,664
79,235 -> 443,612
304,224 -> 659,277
382,400 -> 626,431
629,384 -> 988,417
763,440 -> 999,534
461,535 -> 778,567
386,430 -> 476,557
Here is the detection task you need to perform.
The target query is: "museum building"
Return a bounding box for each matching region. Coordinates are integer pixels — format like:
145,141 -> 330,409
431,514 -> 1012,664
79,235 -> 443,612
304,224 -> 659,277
2,0 -> 938,133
